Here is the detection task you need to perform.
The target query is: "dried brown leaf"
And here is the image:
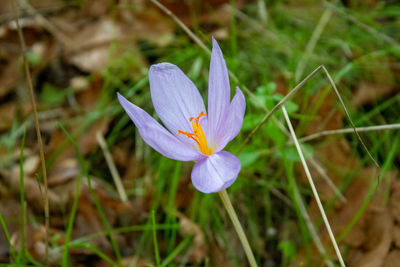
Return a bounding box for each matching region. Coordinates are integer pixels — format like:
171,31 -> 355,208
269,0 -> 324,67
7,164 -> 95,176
178,213 -> 207,264
393,225 -> 400,248
0,59 -> 20,98
351,82 -> 396,108
391,179 -> 400,224
383,250 -> 400,267
350,208 -> 393,267
0,102 -> 17,131
67,20 -> 118,72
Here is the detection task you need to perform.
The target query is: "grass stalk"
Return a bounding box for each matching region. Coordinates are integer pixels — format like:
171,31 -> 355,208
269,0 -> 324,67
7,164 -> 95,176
152,210 -> 161,266
0,211 -> 15,262
59,123 -> 122,265
61,172 -> 82,267
321,66 -> 379,169
238,65 -> 323,153
218,189 -> 258,267
18,128 -> 27,263
161,237 -> 191,267
12,1 -> 50,263
298,123 -> 400,143
281,106 -> 345,267
166,162 -> 181,252
96,131 -> 128,202
68,242 -> 116,265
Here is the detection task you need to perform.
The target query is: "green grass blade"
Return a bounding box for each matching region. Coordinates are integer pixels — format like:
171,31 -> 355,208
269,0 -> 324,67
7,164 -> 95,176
152,210 -> 161,266
58,123 -> 122,265
69,242 -> 117,266
160,236 -> 191,267
0,211 -> 15,263
62,173 -> 83,267
17,128 -> 27,264
165,162 -> 181,252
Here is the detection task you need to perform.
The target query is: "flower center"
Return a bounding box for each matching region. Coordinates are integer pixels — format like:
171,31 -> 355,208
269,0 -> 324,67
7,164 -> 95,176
178,111 -> 212,156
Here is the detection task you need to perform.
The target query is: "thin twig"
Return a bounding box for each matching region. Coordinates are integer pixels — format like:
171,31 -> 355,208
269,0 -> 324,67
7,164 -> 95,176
96,131 -> 128,202
11,0 -> 50,264
218,189 -> 258,267
282,106 -> 345,267
298,123 -> 400,143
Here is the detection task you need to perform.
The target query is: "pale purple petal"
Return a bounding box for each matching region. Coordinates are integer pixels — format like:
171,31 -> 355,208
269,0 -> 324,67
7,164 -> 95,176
191,151 -> 241,193
149,63 -> 207,146
216,87 -> 246,151
207,37 -> 230,141
117,93 -> 203,161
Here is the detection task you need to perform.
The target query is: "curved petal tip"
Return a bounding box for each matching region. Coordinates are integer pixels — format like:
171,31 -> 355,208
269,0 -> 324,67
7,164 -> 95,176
149,62 -> 176,73
191,151 -> 241,193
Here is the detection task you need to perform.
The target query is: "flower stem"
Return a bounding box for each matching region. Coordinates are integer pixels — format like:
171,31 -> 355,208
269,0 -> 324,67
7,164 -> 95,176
218,189 -> 258,267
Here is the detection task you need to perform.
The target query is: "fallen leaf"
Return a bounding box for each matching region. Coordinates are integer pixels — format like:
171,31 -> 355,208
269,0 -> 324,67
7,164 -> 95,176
351,208 -> 392,267
178,212 -> 207,264
67,20 -> 118,72
0,59 -> 20,98
393,226 -> 400,248
0,197 -> 21,261
383,250 -> 400,267
391,179 -> 400,224
210,241 -> 234,267
0,102 -> 17,132
351,81 -> 396,108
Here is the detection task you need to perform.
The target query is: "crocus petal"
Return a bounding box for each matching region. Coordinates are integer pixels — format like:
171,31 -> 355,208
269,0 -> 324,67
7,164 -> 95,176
117,93 -> 203,161
207,37 -> 230,141
149,63 -> 207,146
216,87 -> 246,151
191,151 -> 241,193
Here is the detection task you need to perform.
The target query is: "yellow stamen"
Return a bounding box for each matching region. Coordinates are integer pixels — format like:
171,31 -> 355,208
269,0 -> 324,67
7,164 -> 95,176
178,111 -> 213,155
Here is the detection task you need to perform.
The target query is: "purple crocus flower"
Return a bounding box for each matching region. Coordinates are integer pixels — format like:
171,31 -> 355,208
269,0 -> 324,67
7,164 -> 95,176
117,38 -> 245,193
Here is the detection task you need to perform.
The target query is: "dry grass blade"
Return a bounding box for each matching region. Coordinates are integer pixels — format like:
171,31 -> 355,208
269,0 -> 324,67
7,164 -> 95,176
321,66 -> 380,169
238,66 -> 323,153
96,131 -> 128,202
218,190 -> 258,267
308,157 -> 347,203
291,178 -> 335,267
298,123 -> 400,143
295,7 -> 332,83
238,65 -> 380,172
11,0 -> 50,264
282,106 -> 345,267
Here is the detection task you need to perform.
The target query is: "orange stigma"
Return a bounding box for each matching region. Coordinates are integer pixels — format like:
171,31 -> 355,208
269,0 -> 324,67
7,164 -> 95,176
178,111 -> 212,155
